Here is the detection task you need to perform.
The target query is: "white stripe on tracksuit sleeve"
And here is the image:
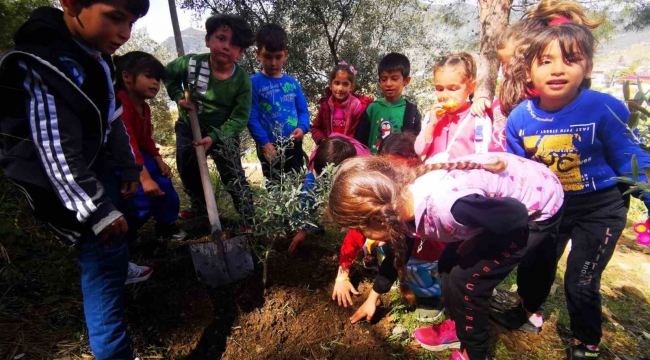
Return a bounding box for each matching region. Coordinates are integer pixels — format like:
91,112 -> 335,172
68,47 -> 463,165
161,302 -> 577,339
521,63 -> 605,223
19,61 -> 97,223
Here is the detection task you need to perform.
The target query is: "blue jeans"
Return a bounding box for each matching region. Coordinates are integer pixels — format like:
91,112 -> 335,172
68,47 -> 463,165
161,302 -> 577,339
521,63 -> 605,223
78,159 -> 132,360
77,234 -> 131,360
133,152 -> 179,225
16,155 -> 133,360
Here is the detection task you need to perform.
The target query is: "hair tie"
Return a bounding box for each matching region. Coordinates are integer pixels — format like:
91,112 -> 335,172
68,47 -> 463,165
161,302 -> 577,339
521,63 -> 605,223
338,60 -> 357,75
549,16 -> 572,26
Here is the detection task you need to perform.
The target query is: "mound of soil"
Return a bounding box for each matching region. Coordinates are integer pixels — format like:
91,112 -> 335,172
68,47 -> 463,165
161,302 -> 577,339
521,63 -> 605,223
126,232 -> 411,360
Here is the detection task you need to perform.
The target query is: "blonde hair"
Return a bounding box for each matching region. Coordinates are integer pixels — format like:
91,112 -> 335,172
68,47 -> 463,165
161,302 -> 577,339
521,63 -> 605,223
327,156 -> 506,283
498,0 -> 604,51
434,52 -> 477,83
526,0 -> 605,29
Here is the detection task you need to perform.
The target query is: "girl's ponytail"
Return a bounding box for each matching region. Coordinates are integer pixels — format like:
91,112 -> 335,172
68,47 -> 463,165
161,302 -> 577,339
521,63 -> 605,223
526,0 -> 605,30
414,158 -> 507,179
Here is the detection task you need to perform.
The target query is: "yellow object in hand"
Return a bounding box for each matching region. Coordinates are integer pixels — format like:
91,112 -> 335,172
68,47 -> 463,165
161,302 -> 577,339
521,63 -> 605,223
365,240 -> 377,253
436,100 -> 458,117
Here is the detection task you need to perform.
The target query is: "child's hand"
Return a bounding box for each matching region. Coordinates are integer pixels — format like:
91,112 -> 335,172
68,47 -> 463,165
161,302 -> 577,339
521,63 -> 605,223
470,97 -> 492,117
99,216 -> 128,246
290,128 -> 305,141
158,160 -> 173,179
142,178 -> 165,197
121,181 -> 138,199
193,136 -> 213,152
350,293 -> 379,324
428,103 -> 446,122
332,279 -> 360,307
177,99 -> 195,112
289,230 -> 306,252
262,142 -> 277,160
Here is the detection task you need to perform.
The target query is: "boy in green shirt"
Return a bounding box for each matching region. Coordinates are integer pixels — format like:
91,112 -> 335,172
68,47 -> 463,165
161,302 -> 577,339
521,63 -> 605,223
354,53 -> 422,154
165,14 -> 255,225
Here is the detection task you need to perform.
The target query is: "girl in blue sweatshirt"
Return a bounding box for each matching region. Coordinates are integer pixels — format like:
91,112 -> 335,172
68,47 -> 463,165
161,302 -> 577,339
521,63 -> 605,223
500,23 -> 650,360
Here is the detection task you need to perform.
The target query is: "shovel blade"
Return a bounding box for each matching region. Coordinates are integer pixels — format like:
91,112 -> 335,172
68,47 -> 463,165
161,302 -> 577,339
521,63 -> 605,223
189,235 -> 253,287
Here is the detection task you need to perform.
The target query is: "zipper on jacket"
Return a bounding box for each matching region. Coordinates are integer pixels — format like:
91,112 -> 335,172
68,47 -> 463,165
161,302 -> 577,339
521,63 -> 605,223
0,51 -> 104,167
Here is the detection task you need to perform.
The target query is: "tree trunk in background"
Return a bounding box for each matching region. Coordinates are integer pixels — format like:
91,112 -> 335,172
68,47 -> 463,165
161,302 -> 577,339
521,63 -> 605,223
475,0 -> 511,101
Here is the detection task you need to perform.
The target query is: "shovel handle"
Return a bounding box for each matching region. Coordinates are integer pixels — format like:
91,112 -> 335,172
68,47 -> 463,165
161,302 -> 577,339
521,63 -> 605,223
184,90 -> 222,234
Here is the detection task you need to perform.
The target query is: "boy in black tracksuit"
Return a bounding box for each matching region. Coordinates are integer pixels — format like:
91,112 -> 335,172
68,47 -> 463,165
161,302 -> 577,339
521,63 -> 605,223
0,2 -> 149,359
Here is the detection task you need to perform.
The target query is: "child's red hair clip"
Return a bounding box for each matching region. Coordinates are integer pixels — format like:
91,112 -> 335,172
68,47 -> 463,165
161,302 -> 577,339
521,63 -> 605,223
549,16 -> 572,26
633,219 -> 650,245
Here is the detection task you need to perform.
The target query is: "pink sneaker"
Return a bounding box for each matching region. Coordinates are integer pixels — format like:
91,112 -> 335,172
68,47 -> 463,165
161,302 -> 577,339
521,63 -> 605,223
451,350 -> 469,360
414,319 -> 461,351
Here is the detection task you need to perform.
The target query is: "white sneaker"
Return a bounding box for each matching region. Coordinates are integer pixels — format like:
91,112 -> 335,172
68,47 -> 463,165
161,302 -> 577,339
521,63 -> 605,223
125,262 -> 152,285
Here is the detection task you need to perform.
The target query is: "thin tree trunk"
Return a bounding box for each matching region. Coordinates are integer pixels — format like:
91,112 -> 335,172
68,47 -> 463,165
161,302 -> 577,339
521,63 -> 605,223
475,0 -> 512,101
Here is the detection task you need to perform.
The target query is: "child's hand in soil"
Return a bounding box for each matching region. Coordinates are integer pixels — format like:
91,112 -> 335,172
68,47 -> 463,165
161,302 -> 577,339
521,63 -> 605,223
142,178 -> 165,197
350,290 -> 380,324
289,231 -> 306,252
332,280 -> 360,307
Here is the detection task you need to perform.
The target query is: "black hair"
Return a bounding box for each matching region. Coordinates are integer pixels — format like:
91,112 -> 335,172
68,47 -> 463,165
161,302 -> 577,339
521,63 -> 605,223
313,136 -> 357,176
205,14 -> 255,49
78,0 -> 150,18
328,63 -> 356,86
378,132 -> 419,162
255,23 -> 288,52
113,51 -> 166,91
378,53 -> 411,78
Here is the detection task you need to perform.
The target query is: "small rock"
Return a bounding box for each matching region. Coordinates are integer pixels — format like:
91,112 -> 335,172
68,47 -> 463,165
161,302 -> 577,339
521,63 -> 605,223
601,285 -> 618,298
392,326 -> 408,336
602,306 -> 615,322
643,331 -> 650,340
621,285 -> 647,301
516,339 -> 531,351
616,263 -> 632,271
642,263 -> 650,274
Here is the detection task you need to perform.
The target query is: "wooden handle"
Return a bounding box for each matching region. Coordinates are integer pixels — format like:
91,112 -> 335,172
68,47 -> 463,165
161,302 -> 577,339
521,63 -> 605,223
184,90 -> 222,233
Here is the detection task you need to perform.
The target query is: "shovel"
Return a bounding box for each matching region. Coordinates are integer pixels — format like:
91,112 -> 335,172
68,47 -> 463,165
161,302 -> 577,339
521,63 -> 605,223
167,0 -> 252,287
182,89 -> 254,287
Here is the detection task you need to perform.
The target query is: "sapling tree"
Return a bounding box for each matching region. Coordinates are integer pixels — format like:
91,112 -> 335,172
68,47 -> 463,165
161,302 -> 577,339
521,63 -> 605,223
213,126 -> 333,288
612,78 -> 650,198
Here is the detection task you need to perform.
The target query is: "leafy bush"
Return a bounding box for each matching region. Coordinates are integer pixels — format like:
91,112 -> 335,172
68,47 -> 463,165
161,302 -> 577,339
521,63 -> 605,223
613,79 -> 650,198
215,128 -> 332,287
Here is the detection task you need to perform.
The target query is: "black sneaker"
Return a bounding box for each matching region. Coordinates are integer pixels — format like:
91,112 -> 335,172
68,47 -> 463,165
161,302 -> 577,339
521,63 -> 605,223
489,303 -> 541,334
155,223 -> 188,241
415,296 -> 446,322
570,343 -> 600,359
363,254 -> 379,271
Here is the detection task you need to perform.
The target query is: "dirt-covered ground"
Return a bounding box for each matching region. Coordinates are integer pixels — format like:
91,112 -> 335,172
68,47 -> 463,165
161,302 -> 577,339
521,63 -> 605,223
1,167 -> 650,359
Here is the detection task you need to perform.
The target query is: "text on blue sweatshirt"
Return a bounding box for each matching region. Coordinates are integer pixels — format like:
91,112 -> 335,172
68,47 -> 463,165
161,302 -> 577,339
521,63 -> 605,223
506,89 -> 650,196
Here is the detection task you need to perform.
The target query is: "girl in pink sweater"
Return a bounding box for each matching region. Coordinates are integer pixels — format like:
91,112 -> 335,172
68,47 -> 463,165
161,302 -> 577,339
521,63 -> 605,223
327,153 -> 564,359
415,53 -> 504,163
